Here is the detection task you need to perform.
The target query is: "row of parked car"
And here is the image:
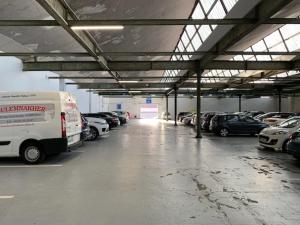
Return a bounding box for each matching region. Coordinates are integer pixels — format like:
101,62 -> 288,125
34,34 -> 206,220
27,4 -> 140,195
81,111 -> 128,141
178,111 -> 300,160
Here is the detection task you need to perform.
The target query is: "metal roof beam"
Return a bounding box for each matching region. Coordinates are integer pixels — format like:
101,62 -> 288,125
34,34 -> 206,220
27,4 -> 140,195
2,51 -> 300,57
23,60 -> 300,71
1,18 -> 299,26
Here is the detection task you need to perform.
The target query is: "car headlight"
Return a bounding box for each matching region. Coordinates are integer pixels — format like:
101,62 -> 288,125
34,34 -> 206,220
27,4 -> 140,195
271,131 -> 288,135
95,121 -> 107,125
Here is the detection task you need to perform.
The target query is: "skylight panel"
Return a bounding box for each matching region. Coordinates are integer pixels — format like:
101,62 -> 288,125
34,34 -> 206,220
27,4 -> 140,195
186,43 -> 194,52
201,0 -> 216,13
192,3 -> 205,19
285,33 -> 300,52
199,25 -> 212,42
280,25 -> 300,40
178,41 -> 185,52
186,25 -> 196,39
191,33 -> 202,50
264,31 -> 283,49
208,1 -> 226,19
223,0 -> 239,11
252,40 -> 267,52
181,32 -> 190,47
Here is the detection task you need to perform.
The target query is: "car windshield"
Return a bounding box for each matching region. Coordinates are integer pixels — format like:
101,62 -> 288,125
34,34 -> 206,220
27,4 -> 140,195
279,118 -> 300,128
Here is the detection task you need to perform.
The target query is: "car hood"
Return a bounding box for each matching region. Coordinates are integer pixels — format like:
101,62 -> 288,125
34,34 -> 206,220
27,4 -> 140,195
261,127 -> 290,135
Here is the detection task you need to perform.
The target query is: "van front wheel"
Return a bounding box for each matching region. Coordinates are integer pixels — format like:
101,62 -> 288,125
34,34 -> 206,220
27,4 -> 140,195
21,142 -> 46,164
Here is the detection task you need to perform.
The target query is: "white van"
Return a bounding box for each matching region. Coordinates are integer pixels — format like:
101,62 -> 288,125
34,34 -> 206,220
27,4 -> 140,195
0,91 -> 82,164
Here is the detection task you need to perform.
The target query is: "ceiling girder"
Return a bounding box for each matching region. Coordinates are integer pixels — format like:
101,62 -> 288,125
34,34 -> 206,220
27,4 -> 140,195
2,51 -> 300,57
22,60 -> 300,71
0,18 -> 299,26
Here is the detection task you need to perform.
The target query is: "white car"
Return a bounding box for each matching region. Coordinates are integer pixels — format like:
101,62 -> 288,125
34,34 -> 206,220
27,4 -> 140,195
85,117 -> 109,141
258,117 -> 300,151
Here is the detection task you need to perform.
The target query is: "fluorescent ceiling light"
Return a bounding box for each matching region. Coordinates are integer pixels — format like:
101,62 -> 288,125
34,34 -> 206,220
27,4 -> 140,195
129,91 -> 142,93
119,80 -> 138,83
71,25 -> 124,30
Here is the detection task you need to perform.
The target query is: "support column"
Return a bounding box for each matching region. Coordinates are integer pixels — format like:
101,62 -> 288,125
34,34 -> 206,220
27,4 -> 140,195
238,94 -> 242,112
278,89 -> 282,112
59,79 -> 65,91
196,70 -> 203,138
174,87 -> 178,126
89,89 -> 92,113
166,94 -> 169,121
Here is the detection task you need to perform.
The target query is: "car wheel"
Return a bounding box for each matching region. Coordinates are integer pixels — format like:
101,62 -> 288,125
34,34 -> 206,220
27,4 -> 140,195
219,128 -> 229,137
282,140 -> 289,152
89,127 -> 99,141
21,142 -> 45,164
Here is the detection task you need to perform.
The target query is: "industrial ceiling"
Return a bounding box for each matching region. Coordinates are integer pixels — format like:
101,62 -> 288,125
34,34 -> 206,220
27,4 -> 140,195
0,0 -> 300,97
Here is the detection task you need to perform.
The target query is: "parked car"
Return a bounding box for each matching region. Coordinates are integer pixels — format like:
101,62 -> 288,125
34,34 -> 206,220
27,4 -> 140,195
287,130 -> 300,159
245,111 -> 265,118
84,116 -> 109,141
210,114 -> 268,137
262,113 -> 296,126
0,91 -> 82,164
178,112 -> 191,121
259,117 -> 300,151
201,112 -> 217,131
83,113 -> 118,130
101,112 -> 123,125
110,112 -> 127,125
183,113 -> 195,126
80,114 -> 92,141
113,111 -> 130,120
254,112 -> 279,121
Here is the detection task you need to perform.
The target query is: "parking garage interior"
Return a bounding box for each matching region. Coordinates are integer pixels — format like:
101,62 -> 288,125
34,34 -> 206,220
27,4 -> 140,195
1,0 -> 300,224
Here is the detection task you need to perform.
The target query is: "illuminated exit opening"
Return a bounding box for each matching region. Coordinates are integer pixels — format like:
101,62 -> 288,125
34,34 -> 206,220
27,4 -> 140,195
140,104 -> 158,119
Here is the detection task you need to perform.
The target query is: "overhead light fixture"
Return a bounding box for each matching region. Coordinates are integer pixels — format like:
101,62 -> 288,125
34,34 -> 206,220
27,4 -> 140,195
129,91 -> 142,93
71,25 -> 124,30
119,80 -> 139,83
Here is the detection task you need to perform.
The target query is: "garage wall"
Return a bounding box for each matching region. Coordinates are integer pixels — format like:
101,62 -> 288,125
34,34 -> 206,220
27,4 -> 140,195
0,57 -> 101,113
101,96 -> 297,120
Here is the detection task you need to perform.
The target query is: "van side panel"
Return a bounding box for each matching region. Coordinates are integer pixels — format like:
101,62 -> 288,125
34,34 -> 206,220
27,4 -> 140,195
0,92 -> 70,157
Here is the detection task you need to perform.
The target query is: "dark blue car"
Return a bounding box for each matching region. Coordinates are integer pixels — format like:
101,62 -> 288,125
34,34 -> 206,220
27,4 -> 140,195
287,131 -> 300,160
211,114 -> 269,137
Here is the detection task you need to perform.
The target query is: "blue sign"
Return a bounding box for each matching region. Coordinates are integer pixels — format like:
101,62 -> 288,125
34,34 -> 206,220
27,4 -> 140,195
117,104 -> 122,110
146,97 -> 152,104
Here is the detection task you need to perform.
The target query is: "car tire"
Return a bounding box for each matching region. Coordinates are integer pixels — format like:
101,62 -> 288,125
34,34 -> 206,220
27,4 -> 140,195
219,128 -> 229,137
89,126 -> 99,141
282,140 -> 289,152
20,142 -> 46,164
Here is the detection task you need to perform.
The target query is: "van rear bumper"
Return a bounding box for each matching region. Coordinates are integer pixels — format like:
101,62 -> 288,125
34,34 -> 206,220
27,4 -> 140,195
40,138 -> 68,155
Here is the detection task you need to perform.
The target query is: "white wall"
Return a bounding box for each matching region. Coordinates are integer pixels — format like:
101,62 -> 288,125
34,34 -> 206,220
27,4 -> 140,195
0,57 -> 100,113
102,95 -> 299,120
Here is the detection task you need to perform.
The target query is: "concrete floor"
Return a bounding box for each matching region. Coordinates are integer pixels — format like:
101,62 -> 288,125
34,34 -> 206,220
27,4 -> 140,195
0,119 -> 300,225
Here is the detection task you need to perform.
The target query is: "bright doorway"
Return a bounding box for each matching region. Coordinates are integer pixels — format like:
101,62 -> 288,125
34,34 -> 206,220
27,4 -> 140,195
140,104 -> 158,119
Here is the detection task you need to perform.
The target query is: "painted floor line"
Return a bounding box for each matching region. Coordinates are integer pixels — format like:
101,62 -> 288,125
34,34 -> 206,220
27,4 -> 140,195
0,165 -> 63,168
0,195 -> 15,199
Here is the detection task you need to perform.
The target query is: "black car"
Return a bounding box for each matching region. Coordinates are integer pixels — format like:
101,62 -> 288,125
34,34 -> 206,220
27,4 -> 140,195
103,112 -> 126,125
211,114 -> 269,137
83,113 -> 118,130
287,131 -> 300,160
